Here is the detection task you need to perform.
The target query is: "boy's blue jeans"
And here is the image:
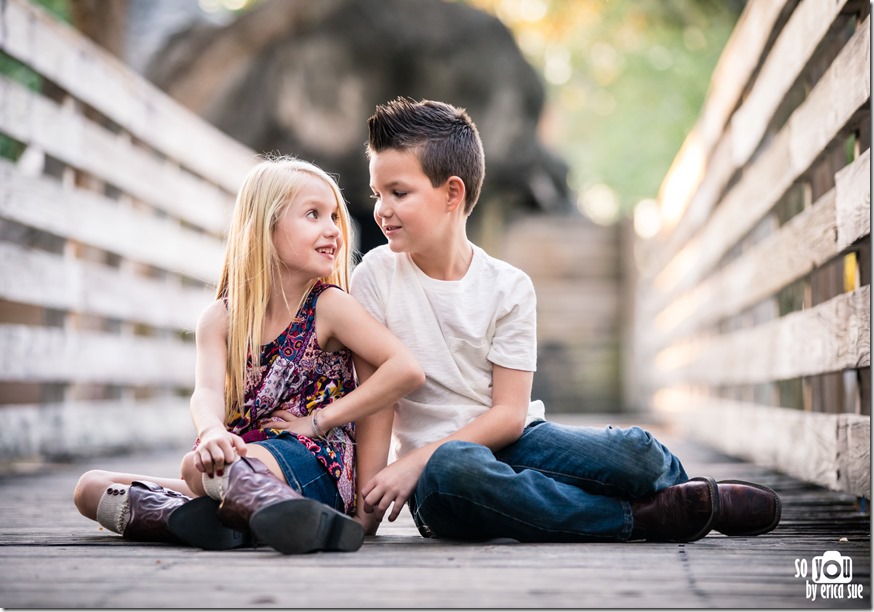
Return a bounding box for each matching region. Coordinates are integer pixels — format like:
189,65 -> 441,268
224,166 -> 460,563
408,420 -> 688,542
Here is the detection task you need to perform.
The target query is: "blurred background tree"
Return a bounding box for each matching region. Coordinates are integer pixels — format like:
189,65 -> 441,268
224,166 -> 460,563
465,0 -> 745,226
6,0 -> 745,228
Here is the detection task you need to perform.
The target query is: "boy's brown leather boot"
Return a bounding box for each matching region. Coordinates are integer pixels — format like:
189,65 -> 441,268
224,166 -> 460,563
214,456 -> 364,554
629,476 -> 719,542
96,480 -> 250,550
712,479 -> 781,536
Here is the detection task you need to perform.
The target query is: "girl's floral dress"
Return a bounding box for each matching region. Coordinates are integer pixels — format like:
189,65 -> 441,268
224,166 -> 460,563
194,281 -> 358,514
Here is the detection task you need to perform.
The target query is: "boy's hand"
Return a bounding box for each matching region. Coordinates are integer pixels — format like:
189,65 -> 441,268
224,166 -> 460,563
361,455 -> 424,522
195,426 -> 247,476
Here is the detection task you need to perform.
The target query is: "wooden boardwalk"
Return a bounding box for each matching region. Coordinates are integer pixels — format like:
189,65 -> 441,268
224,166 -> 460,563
0,415 -> 869,609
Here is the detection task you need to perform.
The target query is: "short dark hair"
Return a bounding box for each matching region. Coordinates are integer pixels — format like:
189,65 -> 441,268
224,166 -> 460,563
366,97 -> 485,215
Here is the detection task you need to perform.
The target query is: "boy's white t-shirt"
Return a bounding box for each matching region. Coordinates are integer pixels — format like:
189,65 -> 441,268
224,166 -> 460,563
350,243 -> 546,459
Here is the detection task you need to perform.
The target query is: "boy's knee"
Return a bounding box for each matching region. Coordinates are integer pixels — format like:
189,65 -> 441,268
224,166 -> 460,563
420,440 -> 489,494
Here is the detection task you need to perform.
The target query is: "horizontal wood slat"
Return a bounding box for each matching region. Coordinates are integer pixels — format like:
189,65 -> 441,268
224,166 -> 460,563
650,18 -> 870,316
0,325 -> 195,386
648,149 -> 870,355
0,160 -> 224,282
0,242 -> 212,330
655,394 -> 870,497
654,285 -> 870,386
0,0 -> 255,193
0,398 -> 194,461
0,76 -> 233,236
642,0 -> 792,275
836,148 -> 872,251
730,0 -> 849,165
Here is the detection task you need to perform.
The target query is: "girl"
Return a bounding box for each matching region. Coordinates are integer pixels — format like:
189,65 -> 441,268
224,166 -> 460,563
73,156 -> 424,554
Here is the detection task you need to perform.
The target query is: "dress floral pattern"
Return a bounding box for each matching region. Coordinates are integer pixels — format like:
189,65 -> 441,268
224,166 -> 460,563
194,281 -> 358,514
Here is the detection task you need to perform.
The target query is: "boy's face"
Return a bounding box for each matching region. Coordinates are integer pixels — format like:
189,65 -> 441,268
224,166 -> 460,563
368,148 -> 451,254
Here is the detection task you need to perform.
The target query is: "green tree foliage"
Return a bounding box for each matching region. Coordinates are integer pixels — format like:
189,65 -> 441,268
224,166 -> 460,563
465,0 -> 744,221
0,0 -> 70,160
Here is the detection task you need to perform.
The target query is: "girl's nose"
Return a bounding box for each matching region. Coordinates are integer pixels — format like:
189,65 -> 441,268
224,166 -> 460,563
325,220 -> 340,236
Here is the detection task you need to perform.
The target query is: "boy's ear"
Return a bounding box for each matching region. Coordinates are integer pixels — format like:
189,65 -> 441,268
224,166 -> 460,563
446,176 -> 466,212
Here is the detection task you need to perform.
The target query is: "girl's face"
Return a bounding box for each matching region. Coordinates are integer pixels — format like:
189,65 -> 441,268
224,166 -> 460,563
272,175 -> 343,281
368,148 -> 452,255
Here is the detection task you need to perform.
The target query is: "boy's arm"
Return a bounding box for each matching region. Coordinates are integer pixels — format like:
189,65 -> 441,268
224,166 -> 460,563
361,363 -> 531,522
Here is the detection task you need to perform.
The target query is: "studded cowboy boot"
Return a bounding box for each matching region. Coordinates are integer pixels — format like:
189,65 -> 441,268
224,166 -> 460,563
205,456 -> 364,554
95,480 -> 250,550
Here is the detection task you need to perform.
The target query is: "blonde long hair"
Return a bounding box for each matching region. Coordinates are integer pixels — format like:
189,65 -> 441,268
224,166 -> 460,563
216,156 -> 354,420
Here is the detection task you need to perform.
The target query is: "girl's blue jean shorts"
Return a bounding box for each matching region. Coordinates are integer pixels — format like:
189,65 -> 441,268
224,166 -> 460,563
253,433 -> 344,513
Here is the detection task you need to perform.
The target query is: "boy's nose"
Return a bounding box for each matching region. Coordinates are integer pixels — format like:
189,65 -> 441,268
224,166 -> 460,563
374,201 -> 392,219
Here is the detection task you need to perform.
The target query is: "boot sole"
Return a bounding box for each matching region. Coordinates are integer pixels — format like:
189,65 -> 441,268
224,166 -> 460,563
715,479 -> 782,536
167,496 -> 253,550
249,498 -> 364,554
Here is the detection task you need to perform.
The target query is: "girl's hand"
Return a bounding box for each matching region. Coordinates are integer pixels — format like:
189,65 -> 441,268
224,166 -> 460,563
259,409 -> 317,438
195,426 -> 247,477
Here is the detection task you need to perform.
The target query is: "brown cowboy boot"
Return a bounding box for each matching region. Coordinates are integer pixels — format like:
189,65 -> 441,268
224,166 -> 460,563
96,480 -> 250,550
630,476 -> 719,542
212,456 -> 364,554
712,479 -> 781,536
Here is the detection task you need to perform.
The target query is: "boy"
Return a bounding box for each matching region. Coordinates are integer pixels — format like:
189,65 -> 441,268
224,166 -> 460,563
350,97 -> 780,542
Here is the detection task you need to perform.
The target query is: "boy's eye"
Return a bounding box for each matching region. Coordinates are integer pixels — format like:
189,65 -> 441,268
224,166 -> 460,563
369,193 -> 380,201
393,191 -> 407,198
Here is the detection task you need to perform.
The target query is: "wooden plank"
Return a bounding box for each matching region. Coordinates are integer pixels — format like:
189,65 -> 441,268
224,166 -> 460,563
644,0 -> 791,261
0,0 -> 256,193
0,324 -> 195,386
0,241 -> 213,329
836,147 -> 871,251
651,19 -> 870,314
0,76 -> 233,236
695,0 -> 792,155
654,285 -> 870,386
0,413 -> 870,609
644,131 -> 735,280
0,161 -> 224,282
730,0 -> 850,165
657,394 -> 870,497
0,398 -> 194,461
648,149 -> 870,355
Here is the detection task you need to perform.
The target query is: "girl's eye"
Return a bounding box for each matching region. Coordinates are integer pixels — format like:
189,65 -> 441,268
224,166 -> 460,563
306,210 -> 318,219
331,213 -> 340,223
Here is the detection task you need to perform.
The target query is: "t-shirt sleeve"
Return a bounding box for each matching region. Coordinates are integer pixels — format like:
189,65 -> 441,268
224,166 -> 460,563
350,254 -> 387,326
488,273 -> 538,372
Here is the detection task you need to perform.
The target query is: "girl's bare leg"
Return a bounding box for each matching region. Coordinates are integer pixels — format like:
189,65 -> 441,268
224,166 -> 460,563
73,469 -> 194,521
180,444 -> 288,499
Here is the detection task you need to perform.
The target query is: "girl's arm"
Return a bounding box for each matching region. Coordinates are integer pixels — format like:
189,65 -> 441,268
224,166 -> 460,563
314,287 -> 425,428
189,300 -> 248,476
261,287 -> 423,437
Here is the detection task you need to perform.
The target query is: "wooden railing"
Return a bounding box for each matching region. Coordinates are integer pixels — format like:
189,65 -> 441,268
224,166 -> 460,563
630,0 -> 870,497
0,0 -> 257,461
